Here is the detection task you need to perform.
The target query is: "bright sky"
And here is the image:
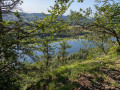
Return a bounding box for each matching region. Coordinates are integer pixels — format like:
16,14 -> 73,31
18,0 -> 97,15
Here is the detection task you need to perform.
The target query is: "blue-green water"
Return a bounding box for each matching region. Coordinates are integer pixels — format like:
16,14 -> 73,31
22,39 -> 95,62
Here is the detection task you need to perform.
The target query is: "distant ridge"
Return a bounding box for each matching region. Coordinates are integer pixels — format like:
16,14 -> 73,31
3,12 -> 68,21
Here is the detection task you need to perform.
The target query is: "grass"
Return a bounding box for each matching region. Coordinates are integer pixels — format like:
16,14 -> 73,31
20,47 -> 120,90
53,52 -> 117,77
47,52 -> 120,89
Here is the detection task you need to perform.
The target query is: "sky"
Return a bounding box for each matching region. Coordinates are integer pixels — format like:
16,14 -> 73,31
18,0 -> 97,15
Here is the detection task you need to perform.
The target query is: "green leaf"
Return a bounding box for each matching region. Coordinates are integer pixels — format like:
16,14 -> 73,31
78,0 -> 83,2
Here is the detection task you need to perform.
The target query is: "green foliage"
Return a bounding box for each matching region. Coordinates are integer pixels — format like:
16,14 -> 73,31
0,13 -> 38,90
55,51 -> 117,76
1,0 -> 120,89
17,46 -> 119,90
68,8 -> 92,27
0,1 -> 40,89
57,0 -> 84,3
89,0 -> 120,49
38,37 -> 54,68
58,41 -> 72,65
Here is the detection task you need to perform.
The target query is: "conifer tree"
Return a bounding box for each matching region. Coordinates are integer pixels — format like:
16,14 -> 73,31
58,41 -> 71,65
39,37 -> 54,68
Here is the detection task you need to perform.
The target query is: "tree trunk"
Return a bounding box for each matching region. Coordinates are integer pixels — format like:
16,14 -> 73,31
114,31 -> 120,51
0,1 -> 3,32
116,36 -> 120,52
110,31 -> 120,52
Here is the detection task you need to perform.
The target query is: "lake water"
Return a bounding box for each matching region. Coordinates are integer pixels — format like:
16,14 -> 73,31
22,39 -> 96,62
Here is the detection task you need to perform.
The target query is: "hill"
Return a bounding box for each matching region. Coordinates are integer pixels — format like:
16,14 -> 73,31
3,12 -> 68,21
19,47 -> 120,90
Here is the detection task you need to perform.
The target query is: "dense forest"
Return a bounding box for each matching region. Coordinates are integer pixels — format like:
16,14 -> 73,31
0,0 -> 120,90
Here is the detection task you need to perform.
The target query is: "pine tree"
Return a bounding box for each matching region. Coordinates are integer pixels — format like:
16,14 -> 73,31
39,37 -> 54,68
58,41 -> 72,65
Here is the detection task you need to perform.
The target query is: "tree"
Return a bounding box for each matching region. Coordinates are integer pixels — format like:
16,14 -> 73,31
88,1 -> 120,51
58,41 -> 72,65
0,0 -> 22,31
68,8 -> 92,28
57,0 -> 84,3
0,0 -> 40,89
0,1 -> 23,89
0,0 -> 23,60
68,8 -> 92,38
87,32 -> 110,54
34,0 -> 71,68
39,37 -> 54,68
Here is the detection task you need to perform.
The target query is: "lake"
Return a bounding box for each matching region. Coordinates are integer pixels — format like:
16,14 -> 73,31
22,39 -> 96,62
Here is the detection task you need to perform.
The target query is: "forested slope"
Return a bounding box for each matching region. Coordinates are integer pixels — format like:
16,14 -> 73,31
22,47 -> 120,90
